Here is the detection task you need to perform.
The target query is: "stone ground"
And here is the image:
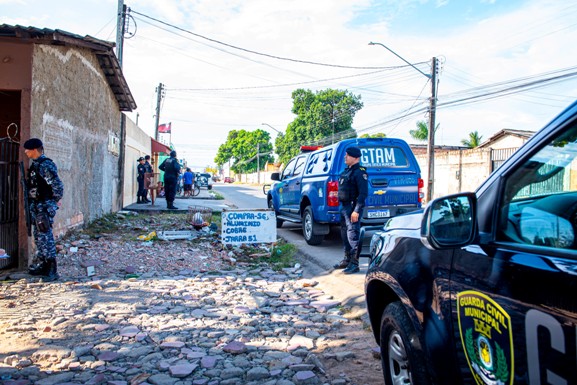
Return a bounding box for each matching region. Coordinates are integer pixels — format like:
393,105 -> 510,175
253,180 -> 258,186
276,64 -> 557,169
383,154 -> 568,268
0,212 -> 383,385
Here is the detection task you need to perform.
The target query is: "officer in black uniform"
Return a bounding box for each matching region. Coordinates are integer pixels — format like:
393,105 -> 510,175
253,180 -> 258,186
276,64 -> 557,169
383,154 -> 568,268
334,146 -> 368,274
159,150 -> 181,209
136,157 -> 147,204
24,138 -> 64,281
143,155 -> 153,203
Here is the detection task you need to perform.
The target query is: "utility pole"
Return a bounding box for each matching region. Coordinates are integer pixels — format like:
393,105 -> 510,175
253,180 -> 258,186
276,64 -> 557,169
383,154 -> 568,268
154,83 -> 164,141
426,57 -> 438,203
115,0 -> 125,66
257,143 -> 260,185
368,42 -> 439,203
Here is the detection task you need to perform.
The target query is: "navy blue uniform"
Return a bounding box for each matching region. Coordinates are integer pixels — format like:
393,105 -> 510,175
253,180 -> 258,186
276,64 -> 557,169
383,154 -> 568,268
137,163 -> 146,199
338,163 -> 368,269
28,155 -> 64,262
143,160 -> 153,200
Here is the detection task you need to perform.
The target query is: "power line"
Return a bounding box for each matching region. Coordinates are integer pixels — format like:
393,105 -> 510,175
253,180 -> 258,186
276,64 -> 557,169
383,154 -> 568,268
128,8 -> 422,70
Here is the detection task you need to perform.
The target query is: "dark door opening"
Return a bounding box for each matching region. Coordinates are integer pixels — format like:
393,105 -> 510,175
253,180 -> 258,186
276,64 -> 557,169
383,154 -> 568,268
0,90 -> 22,269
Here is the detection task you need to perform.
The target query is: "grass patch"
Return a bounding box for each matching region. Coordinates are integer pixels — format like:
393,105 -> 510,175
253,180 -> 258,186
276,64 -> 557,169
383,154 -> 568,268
231,239 -> 298,270
210,191 -> 225,200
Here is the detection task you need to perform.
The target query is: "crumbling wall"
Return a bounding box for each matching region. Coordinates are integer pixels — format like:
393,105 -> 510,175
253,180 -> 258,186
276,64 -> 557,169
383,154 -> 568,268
30,44 -> 122,236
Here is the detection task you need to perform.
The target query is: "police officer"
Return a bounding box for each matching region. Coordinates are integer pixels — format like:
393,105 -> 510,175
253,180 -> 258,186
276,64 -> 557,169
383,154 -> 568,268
142,155 -> 153,203
136,157 -> 147,204
159,150 -> 181,209
24,138 -> 64,281
334,146 -> 368,274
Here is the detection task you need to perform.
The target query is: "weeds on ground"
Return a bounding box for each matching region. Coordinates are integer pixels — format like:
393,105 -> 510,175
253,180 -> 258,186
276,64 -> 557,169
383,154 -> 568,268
75,211 -> 297,271
231,239 -> 298,271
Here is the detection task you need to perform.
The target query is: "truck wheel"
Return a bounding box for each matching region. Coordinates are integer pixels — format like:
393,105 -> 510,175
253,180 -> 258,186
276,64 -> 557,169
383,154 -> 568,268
302,206 -> 324,245
380,302 -> 430,385
268,198 -> 283,228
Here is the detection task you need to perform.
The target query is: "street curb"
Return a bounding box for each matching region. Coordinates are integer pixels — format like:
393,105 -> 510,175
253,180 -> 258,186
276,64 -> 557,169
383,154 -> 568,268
296,248 -> 370,326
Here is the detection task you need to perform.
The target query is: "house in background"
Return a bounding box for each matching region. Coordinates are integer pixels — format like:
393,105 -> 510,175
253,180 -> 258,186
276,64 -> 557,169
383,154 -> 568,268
0,24 -> 136,270
412,129 -> 536,200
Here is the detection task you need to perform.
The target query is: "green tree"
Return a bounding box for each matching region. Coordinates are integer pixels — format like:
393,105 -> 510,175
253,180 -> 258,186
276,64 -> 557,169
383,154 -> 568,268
409,120 -> 440,142
214,129 -> 273,173
461,131 -> 483,148
410,120 -> 429,141
359,132 -> 386,138
275,88 -> 363,165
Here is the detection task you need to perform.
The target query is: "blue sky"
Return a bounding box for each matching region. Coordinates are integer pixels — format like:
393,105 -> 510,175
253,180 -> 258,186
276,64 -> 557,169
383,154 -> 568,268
2,0 -> 577,170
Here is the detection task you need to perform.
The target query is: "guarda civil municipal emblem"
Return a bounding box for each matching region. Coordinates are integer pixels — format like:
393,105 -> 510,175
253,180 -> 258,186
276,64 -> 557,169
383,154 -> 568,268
457,291 -> 514,385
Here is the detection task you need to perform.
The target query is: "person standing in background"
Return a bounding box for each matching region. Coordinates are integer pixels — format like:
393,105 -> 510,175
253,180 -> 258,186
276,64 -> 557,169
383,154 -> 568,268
136,157 -> 146,204
142,155 -> 153,203
159,151 -> 181,209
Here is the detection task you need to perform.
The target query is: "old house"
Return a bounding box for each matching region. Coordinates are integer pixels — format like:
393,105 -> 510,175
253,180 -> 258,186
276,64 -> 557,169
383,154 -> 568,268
0,25 -> 136,270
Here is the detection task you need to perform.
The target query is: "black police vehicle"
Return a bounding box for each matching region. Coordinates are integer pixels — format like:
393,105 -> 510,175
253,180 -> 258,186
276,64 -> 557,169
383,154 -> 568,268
365,100 -> 577,384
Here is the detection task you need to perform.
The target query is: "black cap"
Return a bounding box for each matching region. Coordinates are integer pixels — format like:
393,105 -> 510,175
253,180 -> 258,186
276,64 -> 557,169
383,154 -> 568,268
137,157 -> 144,162
170,150 -> 177,157
145,155 -> 150,160
23,138 -> 43,150
346,146 -> 361,158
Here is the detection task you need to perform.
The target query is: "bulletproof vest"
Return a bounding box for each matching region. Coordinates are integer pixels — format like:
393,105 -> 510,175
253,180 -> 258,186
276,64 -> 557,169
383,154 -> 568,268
28,157 -> 54,201
338,167 -> 358,203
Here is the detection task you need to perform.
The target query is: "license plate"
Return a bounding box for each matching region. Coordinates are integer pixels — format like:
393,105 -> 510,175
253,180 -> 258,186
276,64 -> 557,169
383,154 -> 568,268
367,209 -> 390,219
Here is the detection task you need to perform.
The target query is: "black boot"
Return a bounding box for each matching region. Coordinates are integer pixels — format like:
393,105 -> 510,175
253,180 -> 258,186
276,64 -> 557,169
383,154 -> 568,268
29,260 -> 47,276
137,196 -> 145,204
167,200 -> 178,210
343,251 -> 360,274
333,251 -> 351,269
42,259 -> 59,282
143,196 -> 150,203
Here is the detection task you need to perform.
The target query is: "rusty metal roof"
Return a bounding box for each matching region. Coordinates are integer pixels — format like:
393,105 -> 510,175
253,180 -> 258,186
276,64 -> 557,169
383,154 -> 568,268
0,24 -> 137,112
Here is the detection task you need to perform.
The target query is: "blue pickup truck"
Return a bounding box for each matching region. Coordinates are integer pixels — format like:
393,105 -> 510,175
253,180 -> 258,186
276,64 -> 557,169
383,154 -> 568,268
267,137 -> 423,246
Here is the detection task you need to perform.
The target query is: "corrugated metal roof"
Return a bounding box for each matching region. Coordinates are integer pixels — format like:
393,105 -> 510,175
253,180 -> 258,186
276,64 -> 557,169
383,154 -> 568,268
0,24 -> 137,112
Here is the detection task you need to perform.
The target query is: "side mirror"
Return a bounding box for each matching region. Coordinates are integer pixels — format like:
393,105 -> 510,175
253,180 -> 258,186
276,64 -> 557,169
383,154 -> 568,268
271,172 -> 280,181
420,192 -> 478,250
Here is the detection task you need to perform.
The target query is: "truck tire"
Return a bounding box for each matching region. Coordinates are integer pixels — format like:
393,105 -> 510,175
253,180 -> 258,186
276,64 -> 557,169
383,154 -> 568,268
268,198 -> 283,228
380,301 -> 430,385
302,206 -> 324,245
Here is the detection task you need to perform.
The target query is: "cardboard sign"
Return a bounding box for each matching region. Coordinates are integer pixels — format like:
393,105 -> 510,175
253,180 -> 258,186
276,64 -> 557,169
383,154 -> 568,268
221,209 -> 277,245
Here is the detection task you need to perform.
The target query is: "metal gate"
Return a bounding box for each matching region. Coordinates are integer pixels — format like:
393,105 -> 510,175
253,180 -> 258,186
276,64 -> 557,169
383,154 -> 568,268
0,140 -> 19,269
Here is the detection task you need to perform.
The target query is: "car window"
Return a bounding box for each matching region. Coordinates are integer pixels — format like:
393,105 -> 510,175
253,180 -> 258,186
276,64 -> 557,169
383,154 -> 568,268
281,158 -> 297,180
359,146 -> 409,168
293,155 -> 307,177
305,149 -> 333,175
499,122 -> 577,250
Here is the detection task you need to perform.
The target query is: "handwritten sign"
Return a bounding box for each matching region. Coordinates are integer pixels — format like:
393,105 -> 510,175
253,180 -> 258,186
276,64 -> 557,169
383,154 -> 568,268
221,209 -> 277,245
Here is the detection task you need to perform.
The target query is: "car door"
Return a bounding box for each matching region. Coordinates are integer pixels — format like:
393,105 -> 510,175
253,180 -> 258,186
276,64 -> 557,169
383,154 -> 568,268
450,119 -> 577,384
281,154 -> 308,217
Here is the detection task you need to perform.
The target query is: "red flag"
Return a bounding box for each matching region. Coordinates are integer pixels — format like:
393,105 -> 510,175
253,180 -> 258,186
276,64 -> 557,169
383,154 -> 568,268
158,122 -> 171,133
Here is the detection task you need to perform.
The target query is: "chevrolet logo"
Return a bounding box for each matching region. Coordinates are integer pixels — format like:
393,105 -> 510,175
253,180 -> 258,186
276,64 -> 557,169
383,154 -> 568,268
373,190 -> 387,195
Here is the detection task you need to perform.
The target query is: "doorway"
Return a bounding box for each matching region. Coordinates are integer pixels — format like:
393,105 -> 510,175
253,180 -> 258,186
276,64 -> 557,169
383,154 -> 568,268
0,90 -> 22,269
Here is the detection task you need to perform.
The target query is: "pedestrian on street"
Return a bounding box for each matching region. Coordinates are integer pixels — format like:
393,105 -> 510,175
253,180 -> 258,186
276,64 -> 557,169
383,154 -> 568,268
183,167 -> 194,197
142,155 -> 153,203
136,157 -> 147,204
159,150 -> 181,209
334,146 -> 368,274
23,138 -> 64,281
